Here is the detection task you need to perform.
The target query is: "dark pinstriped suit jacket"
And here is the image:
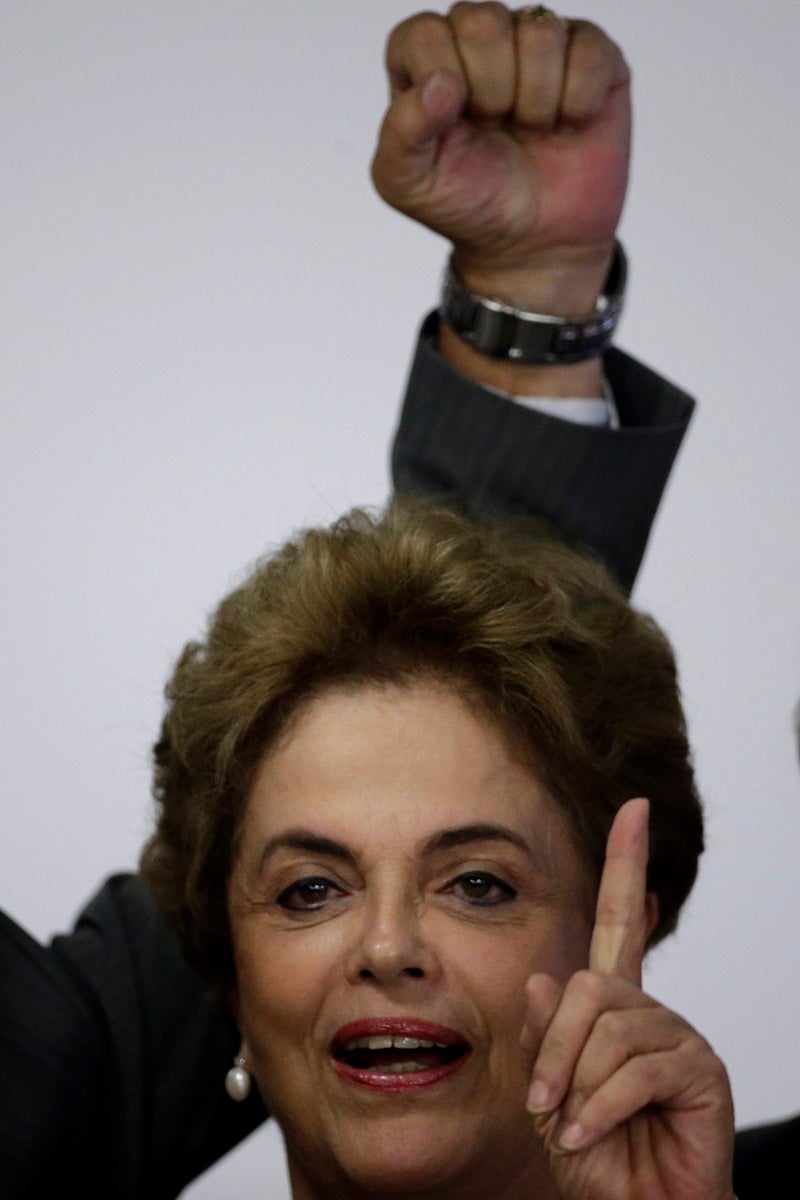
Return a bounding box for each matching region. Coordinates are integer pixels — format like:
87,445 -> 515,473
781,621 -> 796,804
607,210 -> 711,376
4,321 -> 779,1199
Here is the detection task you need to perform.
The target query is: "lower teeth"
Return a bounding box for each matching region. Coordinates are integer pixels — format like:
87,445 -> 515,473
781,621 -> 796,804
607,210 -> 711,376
377,1061 -> 429,1074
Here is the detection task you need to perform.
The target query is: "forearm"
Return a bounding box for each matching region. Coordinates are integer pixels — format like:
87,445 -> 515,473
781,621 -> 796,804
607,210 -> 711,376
379,7 -> 692,594
392,315 -> 694,596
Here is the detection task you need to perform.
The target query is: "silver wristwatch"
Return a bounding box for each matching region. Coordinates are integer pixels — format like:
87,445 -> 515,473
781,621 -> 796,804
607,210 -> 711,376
440,240 -> 627,364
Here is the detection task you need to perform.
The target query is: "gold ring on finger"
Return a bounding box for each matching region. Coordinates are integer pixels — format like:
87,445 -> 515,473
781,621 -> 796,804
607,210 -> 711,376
514,6 -> 568,27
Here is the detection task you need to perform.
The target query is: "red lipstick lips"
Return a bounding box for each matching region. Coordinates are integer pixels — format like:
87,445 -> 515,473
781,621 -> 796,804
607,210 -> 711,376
331,1018 -> 471,1092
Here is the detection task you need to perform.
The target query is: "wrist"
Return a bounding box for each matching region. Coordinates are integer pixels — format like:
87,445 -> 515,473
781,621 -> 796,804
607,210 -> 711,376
451,239 -> 617,318
438,240 -> 625,392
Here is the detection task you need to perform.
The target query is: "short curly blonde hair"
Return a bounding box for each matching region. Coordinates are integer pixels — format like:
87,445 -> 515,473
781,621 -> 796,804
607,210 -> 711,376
140,498 -> 703,991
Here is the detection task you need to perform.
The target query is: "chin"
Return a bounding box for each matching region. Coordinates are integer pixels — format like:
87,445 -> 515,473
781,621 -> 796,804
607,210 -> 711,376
289,1110 -> 492,1197
317,1151 -> 462,1196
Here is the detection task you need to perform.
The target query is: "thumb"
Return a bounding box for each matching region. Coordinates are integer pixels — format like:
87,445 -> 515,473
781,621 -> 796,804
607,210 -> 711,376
371,68 -> 466,207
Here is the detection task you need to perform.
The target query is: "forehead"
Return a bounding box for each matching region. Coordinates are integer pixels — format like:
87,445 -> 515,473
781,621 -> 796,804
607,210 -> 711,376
243,681 -> 581,869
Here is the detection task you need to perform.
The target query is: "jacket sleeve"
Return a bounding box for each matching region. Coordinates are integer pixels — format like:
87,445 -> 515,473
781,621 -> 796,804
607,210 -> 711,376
0,875 -> 266,1200
733,1112 -> 800,1200
392,314 -> 696,596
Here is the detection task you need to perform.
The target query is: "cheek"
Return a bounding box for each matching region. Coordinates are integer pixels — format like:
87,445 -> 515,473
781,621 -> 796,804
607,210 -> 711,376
536,906 -> 594,979
444,911 -> 592,1031
231,922 -> 346,1056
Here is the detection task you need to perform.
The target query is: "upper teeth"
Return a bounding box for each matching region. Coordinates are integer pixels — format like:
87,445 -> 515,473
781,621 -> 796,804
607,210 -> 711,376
343,1035 -> 448,1052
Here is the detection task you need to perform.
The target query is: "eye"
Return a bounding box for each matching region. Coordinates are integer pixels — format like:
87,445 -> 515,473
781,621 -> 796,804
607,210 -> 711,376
276,875 -> 345,911
444,871 -> 517,907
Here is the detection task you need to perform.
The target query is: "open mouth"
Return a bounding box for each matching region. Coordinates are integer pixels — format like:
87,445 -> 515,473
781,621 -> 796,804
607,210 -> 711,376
331,1020 -> 471,1090
337,1034 -> 467,1074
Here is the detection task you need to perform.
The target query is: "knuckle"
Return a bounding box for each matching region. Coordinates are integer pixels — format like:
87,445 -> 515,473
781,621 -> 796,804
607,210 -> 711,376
683,1029 -> 715,1065
568,38 -> 609,88
570,19 -> 610,48
537,1022 -> 570,1067
525,972 -> 552,1004
637,1055 -> 661,1090
406,11 -> 452,55
520,20 -> 565,52
537,1037 -> 568,1077
677,1033 -> 732,1103
450,1 -> 509,45
568,968 -> 606,1005
595,1006 -> 631,1043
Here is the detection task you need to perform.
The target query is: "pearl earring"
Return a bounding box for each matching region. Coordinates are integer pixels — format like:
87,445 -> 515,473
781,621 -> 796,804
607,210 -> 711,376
225,1053 -> 252,1102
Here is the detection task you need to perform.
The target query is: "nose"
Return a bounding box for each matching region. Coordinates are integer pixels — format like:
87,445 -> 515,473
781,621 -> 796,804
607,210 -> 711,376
346,892 -> 442,987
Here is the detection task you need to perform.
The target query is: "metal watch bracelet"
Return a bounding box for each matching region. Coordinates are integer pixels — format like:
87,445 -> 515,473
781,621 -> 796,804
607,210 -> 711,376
439,240 -> 627,365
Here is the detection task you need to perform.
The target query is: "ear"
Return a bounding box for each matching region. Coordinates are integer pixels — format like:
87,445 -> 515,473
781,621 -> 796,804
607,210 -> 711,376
644,891 -> 660,946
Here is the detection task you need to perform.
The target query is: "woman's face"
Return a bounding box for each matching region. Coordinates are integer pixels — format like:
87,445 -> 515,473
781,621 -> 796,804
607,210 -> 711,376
228,680 -> 593,1200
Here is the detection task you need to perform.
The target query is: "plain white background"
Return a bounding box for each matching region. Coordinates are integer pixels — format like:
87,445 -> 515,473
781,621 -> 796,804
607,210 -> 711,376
2,3 -> 799,1196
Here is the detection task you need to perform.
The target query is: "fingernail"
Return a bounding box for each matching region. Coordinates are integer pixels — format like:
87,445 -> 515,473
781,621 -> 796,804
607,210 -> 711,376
526,1079 -> 550,1112
557,1122 -> 585,1151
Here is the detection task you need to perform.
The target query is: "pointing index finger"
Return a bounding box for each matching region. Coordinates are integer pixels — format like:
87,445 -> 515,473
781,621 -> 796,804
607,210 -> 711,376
589,796 -> 650,985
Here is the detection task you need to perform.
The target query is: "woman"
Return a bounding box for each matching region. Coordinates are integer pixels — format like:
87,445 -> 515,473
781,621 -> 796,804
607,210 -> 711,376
141,499 -> 735,1200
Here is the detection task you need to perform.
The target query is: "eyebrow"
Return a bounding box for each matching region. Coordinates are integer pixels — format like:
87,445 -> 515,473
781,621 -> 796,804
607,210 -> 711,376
258,822 -> 534,873
421,823 -> 533,858
259,831 -> 358,873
